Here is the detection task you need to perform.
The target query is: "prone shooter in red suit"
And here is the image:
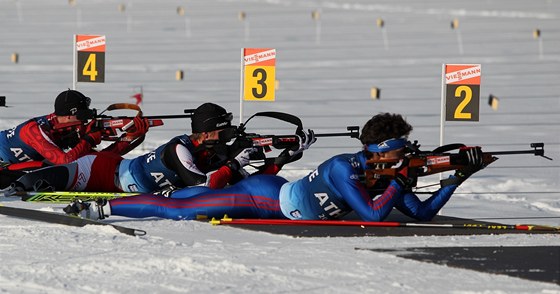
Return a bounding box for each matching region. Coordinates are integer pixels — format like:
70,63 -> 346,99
0,89 -> 147,188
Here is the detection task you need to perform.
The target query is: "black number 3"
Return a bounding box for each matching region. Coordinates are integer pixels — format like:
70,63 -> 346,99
252,68 -> 267,98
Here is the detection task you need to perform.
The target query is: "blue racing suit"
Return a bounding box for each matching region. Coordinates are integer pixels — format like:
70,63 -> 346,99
280,152 -> 458,221
117,135 -> 191,192
118,135 -> 237,192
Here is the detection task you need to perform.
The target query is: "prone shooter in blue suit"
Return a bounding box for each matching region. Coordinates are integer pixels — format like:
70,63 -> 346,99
67,113 -> 485,222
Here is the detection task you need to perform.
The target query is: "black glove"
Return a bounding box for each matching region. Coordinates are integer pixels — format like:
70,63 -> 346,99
457,146 -> 485,177
274,148 -> 302,166
227,137 -> 252,158
393,159 -> 417,190
442,146 -> 485,187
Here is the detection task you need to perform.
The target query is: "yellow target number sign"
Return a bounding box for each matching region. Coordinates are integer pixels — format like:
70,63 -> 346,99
243,48 -> 276,101
75,35 -> 106,83
444,64 -> 481,121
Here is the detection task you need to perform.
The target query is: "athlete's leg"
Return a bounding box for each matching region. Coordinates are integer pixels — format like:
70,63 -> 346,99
15,153 -> 121,192
82,152 -> 122,191
170,186 -> 213,199
12,163 -> 78,191
0,169 -> 25,189
109,175 -> 288,220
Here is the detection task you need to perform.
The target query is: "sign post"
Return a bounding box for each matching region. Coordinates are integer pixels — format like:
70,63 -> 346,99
440,64 -> 481,146
73,34 -> 106,89
239,48 -> 276,123
439,64 -> 481,189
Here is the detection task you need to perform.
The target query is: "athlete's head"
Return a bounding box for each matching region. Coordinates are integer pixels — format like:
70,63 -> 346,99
190,103 -> 236,148
51,89 -> 95,149
54,89 -> 94,123
191,103 -> 233,133
360,113 -> 413,160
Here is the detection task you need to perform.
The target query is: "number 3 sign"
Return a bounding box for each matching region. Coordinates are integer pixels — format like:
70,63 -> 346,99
75,35 -> 105,83
242,48 -> 276,101
444,64 -> 480,121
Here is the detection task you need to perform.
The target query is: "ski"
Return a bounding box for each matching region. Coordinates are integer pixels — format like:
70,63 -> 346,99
0,205 -> 146,236
210,217 -> 560,232
10,191 -> 139,203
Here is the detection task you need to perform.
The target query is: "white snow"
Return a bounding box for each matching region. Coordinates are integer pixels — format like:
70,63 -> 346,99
0,0 -> 559,293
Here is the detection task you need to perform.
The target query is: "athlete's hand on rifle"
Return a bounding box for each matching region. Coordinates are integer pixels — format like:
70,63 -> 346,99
457,146 -> 484,177
394,158 -> 417,190
83,119 -> 102,146
228,147 -> 258,171
291,129 -> 317,157
275,129 -> 316,166
124,116 -> 150,141
442,146 -> 485,187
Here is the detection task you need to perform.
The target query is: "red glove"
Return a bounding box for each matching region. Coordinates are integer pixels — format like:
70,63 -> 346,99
83,120 -> 102,146
125,116 -> 150,140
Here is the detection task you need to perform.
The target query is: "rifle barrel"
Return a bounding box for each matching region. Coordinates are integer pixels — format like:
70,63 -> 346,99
142,114 -> 193,119
314,126 -> 360,138
315,132 -> 357,138
488,143 -> 551,160
489,150 -> 538,155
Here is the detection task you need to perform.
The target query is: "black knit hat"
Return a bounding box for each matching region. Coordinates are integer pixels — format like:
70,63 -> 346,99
191,103 -> 233,133
54,89 -> 94,120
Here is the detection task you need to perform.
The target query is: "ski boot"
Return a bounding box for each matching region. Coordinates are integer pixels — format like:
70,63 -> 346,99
64,199 -> 108,220
4,181 -> 27,197
3,179 -> 54,197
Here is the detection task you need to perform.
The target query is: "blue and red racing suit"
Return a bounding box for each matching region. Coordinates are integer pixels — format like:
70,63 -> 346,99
109,175 -> 287,220
0,114 -> 93,164
105,151 -> 459,221
0,114 -> 136,166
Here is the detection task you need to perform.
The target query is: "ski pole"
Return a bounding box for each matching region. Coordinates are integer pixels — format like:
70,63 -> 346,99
210,217 -> 559,232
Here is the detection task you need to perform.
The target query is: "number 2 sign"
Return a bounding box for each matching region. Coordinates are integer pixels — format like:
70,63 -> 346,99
75,35 -> 105,83
444,64 -> 480,121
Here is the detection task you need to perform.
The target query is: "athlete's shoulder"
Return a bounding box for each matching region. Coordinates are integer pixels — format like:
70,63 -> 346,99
22,115 -> 52,132
32,114 -> 51,125
325,153 -> 356,168
320,154 -> 357,176
19,119 -> 41,137
166,134 -> 193,149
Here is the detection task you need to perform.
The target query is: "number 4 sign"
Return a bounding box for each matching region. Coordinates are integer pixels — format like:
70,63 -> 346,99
444,64 -> 481,121
74,35 -> 106,86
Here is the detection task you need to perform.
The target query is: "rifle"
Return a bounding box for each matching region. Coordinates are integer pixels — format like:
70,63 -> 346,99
53,103 -> 193,141
364,142 -> 551,188
229,111 -> 360,158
